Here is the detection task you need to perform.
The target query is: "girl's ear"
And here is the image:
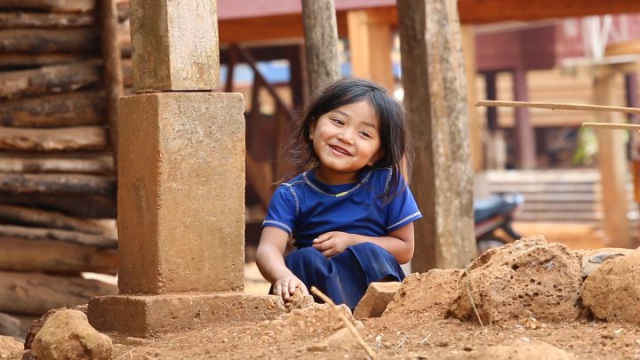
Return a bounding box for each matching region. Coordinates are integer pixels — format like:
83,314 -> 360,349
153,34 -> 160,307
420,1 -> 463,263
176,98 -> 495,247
309,117 -> 316,140
368,148 -> 385,166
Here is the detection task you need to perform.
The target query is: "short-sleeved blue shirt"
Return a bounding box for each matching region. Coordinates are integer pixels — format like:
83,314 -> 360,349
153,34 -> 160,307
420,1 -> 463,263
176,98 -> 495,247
263,168 -> 422,248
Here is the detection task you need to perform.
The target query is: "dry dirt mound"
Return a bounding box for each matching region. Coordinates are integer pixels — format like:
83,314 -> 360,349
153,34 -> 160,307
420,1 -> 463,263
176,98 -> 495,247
447,236 -> 584,325
444,338 -> 576,360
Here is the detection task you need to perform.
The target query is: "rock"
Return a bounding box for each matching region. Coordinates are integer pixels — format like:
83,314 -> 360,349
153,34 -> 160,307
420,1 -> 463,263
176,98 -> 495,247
582,249 -> 640,325
445,338 -> 575,360
0,335 -> 23,357
31,309 -> 112,360
285,290 -> 314,312
308,322 -> 364,352
581,248 -> 635,277
353,282 -> 401,319
448,236 -> 584,324
25,305 -> 88,350
383,270 -> 463,319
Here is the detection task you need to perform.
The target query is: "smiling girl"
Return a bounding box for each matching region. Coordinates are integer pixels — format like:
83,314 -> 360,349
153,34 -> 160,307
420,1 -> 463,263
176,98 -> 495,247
255,78 -> 422,309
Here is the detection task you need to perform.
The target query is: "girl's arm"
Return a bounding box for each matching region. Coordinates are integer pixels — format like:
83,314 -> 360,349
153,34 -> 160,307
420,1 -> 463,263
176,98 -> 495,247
312,223 -> 415,264
255,226 -> 309,299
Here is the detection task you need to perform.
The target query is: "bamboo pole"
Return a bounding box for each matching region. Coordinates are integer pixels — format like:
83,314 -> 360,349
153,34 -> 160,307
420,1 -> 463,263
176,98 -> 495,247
477,100 -> 640,115
582,122 -> 640,130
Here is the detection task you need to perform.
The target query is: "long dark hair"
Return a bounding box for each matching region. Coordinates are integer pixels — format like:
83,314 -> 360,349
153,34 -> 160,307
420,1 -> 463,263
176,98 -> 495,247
287,78 -> 412,202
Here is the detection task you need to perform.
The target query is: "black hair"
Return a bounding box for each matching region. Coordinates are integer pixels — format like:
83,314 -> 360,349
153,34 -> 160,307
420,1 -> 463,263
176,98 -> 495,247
287,77 -> 412,202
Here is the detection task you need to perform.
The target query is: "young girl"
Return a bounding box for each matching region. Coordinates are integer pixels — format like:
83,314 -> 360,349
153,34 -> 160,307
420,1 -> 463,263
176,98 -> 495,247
256,78 -> 422,310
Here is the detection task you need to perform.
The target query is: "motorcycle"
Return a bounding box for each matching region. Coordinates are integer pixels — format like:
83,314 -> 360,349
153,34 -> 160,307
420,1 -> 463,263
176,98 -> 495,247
474,192 -> 525,253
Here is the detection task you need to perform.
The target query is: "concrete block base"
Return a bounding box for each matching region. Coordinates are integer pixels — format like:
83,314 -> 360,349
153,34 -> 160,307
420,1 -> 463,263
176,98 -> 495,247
353,282 -> 401,319
88,292 -> 285,337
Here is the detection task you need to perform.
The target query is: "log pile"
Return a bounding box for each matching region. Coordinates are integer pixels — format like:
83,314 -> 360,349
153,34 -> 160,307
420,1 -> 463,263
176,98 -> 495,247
0,0 -> 131,339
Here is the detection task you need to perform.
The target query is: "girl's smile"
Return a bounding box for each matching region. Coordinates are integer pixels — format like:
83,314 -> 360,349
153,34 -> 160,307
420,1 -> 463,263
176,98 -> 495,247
309,99 -> 383,184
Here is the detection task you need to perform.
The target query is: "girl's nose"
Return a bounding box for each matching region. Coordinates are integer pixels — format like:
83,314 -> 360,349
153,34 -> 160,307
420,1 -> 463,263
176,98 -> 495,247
338,128 -> 355,144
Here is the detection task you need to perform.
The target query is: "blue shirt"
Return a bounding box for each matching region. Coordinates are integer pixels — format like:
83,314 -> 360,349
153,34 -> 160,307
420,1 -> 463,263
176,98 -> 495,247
263,168 -> 422,248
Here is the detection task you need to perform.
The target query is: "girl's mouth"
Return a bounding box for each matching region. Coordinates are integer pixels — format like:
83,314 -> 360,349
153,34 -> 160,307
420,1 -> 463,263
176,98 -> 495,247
329,145 -> 351,156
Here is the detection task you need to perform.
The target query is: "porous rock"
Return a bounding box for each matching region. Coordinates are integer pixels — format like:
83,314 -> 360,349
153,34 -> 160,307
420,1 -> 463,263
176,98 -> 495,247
383,270 -> 463,319
448,236 -> 583,324
353,282 -> 401,319
582,248 -> 640,325
31,309 -> 112,360
581,247 -> 635,277
0,335 -> 23,357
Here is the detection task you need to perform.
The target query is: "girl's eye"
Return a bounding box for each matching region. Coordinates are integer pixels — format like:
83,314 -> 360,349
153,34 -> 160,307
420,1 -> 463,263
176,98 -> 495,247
331,118 -> 344,126
360,131 -> 372,139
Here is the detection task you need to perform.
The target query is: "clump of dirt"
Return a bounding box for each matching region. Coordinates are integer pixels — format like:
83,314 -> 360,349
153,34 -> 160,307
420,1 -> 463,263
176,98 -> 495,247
447,236 -> 584,325
257,301 -> 352,339
583,249 -> 640,325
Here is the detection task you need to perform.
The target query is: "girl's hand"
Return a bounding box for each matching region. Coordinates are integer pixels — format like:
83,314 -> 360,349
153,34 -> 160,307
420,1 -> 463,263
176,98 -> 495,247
312,231 -> 353,258
273,275 -> 308,301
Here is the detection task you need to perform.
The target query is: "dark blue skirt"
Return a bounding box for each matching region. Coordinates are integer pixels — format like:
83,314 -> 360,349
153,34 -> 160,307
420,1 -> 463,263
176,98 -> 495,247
284,242 -> 405,310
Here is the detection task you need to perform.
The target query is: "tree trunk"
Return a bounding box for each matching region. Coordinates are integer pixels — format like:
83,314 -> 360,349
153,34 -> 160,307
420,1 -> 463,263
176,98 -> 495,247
0,204 -> 108,234
0,126 -> 109,151
0,193 -> 116,219
0,0 -> 96,13
0,90 -> 105,128
301,0 -> 341,96
0,29 -> 100,54
0,271 -> 117,316
0,173 -> 115,198
0,152 -> 113,174
0,60 -> 102,100
397,0 -> 475,270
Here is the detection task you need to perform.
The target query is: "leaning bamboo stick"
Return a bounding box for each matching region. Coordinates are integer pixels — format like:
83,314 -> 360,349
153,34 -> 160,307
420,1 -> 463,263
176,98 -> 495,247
477,100 -> 640,115
581,122 -> 640,130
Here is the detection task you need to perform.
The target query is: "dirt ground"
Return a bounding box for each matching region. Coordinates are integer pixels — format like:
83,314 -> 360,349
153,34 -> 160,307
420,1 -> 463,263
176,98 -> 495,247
8,227 -> 640,360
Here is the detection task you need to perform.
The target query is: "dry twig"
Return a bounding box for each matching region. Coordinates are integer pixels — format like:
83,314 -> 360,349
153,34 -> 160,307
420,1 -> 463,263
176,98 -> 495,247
463,265 -> 486,330
310,286 -> 377,359
477,100 -> 640,115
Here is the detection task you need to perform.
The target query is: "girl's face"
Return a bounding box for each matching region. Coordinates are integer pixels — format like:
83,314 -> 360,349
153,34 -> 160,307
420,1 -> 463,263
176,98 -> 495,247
309,99 -> 383,184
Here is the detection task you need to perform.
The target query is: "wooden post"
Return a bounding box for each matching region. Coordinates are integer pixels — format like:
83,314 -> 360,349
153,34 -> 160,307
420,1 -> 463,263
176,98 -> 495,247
462,25 -> 482,172
301,0 -> 341,96
484,71 -> 498,132
347,8 -> 395,93
512,67 -> 536,169
593,66 -> 631,247
397,0 -> 476,271
99,0 -> 123,174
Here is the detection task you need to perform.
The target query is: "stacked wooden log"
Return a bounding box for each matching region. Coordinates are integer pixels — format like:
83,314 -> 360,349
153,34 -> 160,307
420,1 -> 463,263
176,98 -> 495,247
0,0 -> 132,339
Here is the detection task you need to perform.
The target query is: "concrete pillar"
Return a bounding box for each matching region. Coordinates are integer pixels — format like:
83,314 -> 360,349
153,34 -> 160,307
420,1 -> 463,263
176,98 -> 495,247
87,0 -> 284,336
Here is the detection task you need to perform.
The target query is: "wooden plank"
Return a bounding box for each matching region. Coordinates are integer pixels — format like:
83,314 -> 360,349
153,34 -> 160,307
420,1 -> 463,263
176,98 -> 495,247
462,25 -> 482,173
347,8 -> 395,92
0,29 -> 99,54
0,0 -> 95,13
0,60 -> 102,100
594,69 -> 631,247
0,225 -> 116,249
0,126 -> 109,152
0,54 -> 91,69
0,204 -> 108,234
0,192 -> 116,219
0,12 -> 96,29
0,173 -> 115,198
0,152 -> 113,174
0,237 -> 117,274
0,90 -> 106,128
0,271 -> 117,316
301,0 -> 341,96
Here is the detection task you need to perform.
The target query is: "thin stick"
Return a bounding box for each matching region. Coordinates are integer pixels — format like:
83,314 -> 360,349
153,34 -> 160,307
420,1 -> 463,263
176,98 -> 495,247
477,100 -> 640,115
310,286 -> 376,359
464,265 -> 485,330
581,122 -> 640,130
